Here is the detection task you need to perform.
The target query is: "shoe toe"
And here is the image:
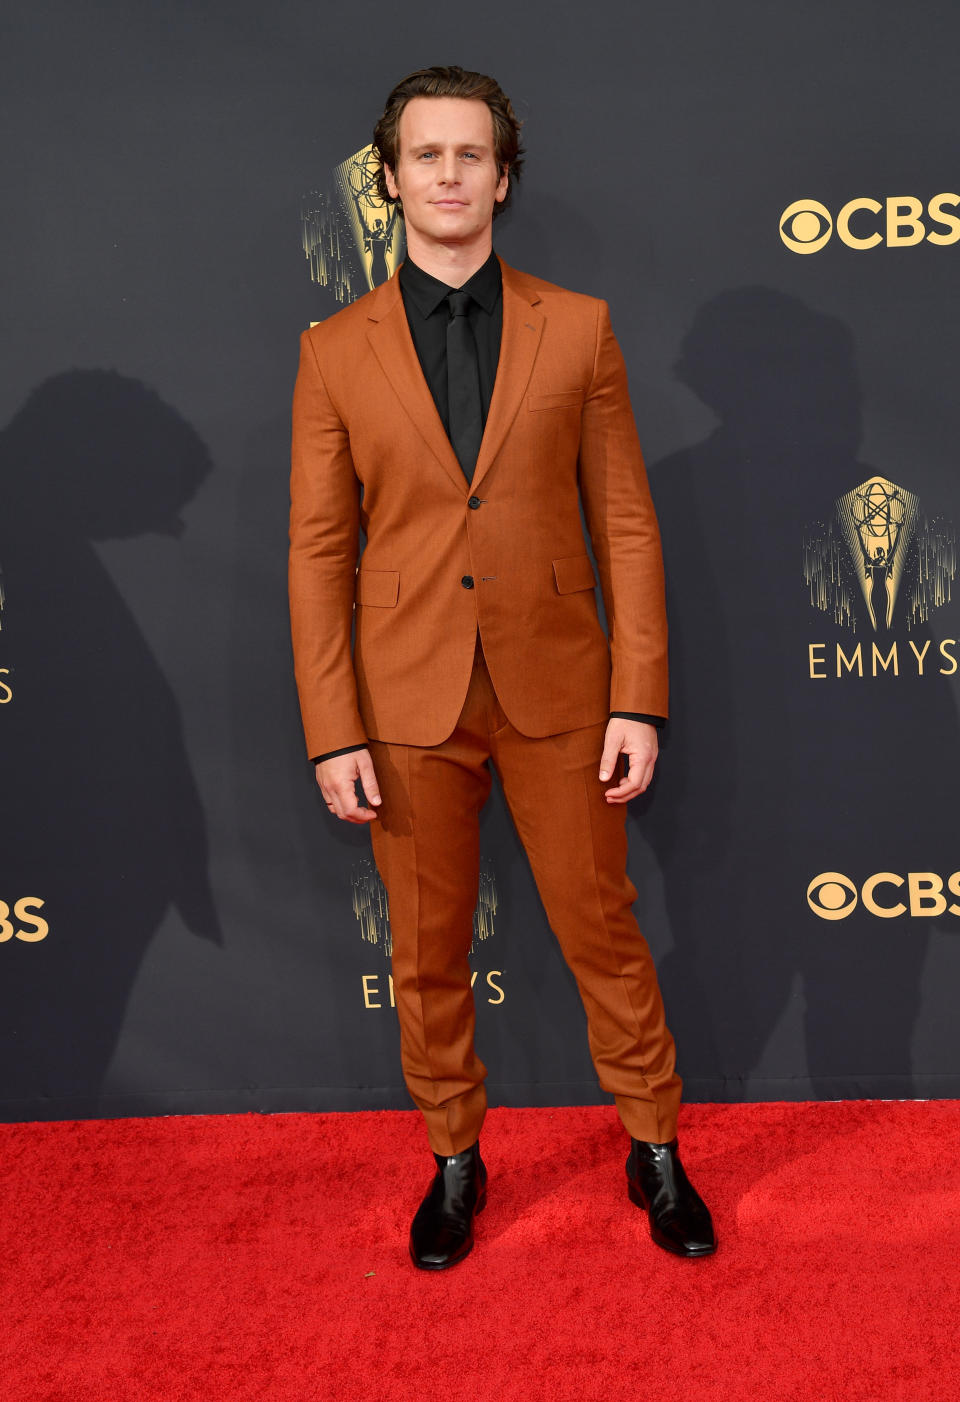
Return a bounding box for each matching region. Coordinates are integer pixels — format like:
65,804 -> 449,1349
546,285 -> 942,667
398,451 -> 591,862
652,1207 -> 717,1257
409,1222 -> 472,1270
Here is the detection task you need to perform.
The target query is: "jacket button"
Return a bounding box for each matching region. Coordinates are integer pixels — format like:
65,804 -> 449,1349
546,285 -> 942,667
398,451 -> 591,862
461,575 -> 475,589
468,496 -> 482,509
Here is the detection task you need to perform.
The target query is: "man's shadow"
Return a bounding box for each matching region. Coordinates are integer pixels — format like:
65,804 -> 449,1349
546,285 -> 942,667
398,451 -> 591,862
0,370 -> 221,1116
642,288 -> 958,1101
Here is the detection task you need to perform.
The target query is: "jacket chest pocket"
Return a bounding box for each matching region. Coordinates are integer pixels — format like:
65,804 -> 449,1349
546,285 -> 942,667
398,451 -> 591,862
527,390 -> 584,412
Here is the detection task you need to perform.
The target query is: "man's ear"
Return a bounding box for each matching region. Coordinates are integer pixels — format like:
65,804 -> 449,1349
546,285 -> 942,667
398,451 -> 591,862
384,163 -> 400,201
494,164 -> 510,204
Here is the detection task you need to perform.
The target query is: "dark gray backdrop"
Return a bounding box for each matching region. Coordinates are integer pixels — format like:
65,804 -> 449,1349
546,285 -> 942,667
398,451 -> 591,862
2,0 -> 959,1120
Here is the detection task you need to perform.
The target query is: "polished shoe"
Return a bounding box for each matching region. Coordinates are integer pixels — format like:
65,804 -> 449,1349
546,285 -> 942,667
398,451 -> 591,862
626,1137 -> 716,1257
409,1141 -> 487,1270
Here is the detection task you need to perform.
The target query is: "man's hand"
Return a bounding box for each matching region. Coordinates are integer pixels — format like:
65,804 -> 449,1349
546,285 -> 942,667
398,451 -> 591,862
598,719 -> 658,803
316,748 -> 382,823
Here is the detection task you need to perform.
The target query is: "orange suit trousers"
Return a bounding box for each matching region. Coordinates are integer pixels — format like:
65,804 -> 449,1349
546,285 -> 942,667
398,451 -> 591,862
368,637 -> 682,1157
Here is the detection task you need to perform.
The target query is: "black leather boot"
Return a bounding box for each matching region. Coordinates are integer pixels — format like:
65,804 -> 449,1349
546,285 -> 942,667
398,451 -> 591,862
626,1137 -> 716,1257
409,1142 -> 487,1270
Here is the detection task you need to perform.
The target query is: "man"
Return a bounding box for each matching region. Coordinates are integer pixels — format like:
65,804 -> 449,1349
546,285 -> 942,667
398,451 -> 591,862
289,66 -> 715,1269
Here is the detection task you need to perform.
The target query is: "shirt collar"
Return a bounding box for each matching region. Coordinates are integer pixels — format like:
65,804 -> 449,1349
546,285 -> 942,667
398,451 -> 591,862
399,250 -> 502,318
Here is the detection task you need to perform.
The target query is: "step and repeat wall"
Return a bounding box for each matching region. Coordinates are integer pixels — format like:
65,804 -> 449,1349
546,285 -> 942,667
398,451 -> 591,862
2,1 -> 959,1120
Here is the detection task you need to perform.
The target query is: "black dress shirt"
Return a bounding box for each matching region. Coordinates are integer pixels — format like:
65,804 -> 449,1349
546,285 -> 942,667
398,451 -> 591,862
399,251 -> 502,433
312,253 -> 663,764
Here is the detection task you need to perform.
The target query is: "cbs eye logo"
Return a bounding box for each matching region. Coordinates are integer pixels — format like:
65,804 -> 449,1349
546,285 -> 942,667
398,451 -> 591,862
806,872 -> 858,920
780,199 -> 834,255
780,194 -> 960,253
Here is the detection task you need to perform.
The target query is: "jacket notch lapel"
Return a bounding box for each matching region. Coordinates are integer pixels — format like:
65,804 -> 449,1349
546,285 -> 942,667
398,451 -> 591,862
365,281 -> 465,492
471,265 -> 544,492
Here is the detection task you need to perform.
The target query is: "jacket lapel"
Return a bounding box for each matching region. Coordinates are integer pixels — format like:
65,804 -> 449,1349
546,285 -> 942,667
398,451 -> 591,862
364,259 -> 545,494
470,259 -> 544,493
365,275 -> 465,491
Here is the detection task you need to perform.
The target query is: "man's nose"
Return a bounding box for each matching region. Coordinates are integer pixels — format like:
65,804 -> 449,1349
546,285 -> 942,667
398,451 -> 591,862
437,154 -> 460,184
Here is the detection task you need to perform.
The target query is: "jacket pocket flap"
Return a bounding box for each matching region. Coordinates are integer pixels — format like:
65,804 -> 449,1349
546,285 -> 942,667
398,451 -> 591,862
528,390 -> 584,411
553,555 -> 597,595
355,568 -> 400,607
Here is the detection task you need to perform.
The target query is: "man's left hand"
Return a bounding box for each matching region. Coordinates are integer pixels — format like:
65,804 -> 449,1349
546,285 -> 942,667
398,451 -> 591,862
599,719 -> 659,803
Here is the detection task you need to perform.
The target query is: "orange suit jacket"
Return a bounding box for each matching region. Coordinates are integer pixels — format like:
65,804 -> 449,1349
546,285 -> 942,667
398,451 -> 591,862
289,257 -> 668,759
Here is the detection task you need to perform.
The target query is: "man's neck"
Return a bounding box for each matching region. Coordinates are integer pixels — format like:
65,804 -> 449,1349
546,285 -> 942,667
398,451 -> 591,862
402,230 -> 494,288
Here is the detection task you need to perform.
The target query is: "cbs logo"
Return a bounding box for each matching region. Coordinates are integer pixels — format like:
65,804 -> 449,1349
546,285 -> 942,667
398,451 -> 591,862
780,194 -> 960,254
807,871 -> 960,921
0,897 -> 48,942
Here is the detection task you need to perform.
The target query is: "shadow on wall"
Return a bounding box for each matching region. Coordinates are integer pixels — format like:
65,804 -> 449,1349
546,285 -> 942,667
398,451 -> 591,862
0,370 -> 221,1117
643,287 -> 958,1100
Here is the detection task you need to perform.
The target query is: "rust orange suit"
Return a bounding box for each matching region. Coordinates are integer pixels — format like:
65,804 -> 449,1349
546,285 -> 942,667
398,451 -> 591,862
290,258 -> 682,1154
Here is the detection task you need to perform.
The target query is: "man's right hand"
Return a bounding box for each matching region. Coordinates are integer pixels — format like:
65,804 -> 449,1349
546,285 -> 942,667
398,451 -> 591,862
315,748 -> 381,823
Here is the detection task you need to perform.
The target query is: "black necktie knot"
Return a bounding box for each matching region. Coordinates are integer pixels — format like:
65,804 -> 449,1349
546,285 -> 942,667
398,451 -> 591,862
447,290 -> 472,318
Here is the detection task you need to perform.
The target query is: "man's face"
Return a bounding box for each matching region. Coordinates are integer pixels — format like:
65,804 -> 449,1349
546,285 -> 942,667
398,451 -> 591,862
383,96 -> 509,250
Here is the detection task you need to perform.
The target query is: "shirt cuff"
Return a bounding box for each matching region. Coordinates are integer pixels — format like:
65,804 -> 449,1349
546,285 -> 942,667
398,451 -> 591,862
609,712 -> 666,728
311,742 -> 368,764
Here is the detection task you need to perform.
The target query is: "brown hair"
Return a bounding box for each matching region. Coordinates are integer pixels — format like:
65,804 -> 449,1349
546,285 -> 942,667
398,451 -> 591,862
372,66 -> 524,218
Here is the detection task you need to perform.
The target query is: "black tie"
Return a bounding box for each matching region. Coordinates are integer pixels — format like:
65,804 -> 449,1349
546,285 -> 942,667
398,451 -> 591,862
445,290 -> 483,482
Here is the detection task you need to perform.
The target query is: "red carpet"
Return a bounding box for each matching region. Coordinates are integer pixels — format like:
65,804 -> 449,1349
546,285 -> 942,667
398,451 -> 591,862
2,1100 -> 958,1401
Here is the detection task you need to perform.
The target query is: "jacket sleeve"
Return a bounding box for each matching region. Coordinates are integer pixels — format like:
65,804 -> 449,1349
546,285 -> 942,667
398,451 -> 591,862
577,300 -> 669,719
289,328 -> 368,759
